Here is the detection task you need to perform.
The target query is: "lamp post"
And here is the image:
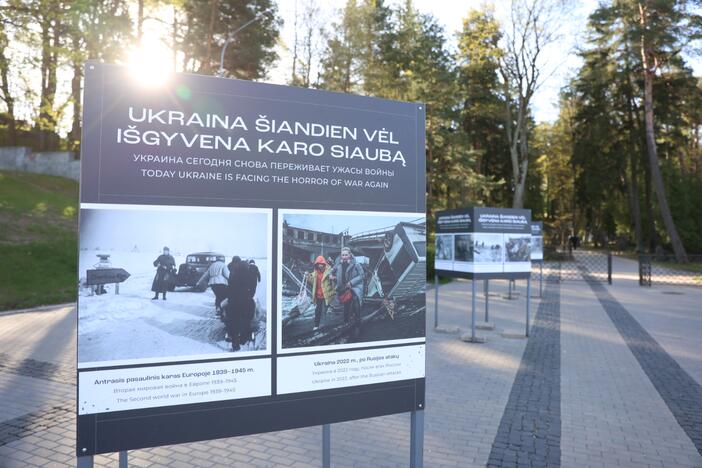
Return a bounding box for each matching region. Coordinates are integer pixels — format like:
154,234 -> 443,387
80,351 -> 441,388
218,11 -> 268,77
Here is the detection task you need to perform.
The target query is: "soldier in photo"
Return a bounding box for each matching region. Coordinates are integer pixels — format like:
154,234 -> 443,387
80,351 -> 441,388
196,257 -> 229,317
151,246 -> 175,300
225,256 -> 256,351
247,259 -> 261,297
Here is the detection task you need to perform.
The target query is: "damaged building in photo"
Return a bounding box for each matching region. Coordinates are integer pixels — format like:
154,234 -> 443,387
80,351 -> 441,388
282,217 -> 426,349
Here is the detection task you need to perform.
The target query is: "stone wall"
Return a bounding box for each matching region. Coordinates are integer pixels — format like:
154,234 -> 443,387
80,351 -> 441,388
0,146 -> 79,181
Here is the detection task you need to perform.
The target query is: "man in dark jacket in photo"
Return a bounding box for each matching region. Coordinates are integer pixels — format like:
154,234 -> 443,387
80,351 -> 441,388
330,247 -> 364,337
151,246 -> 175,300
225,256 -> 256,351
247,259 -> 261,298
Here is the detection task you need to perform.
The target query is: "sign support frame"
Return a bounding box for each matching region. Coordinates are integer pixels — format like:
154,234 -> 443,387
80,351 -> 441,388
323,424 -> 331,468
410,409 -> 424,468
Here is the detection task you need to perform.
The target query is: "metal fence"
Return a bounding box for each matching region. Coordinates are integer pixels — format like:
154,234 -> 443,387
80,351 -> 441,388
543,249 -> 612,284
639,254 -> 702,287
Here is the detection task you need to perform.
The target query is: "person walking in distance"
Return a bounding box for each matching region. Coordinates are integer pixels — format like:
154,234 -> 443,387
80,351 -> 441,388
331,247 -> 364,337
151,246 -> 175,300
306,255 -> 335,331
196,257 -> 229,317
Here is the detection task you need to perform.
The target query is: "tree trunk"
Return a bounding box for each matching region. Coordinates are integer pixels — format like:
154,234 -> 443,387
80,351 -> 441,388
38,13 -> 58,150
203,0 -> 219,74
69,32 -> 82,153
624,40 -> 643,252
291,0 -> 298,83
502,79 -> 521,208
0,22 -> 16,145
304,23 -> 313,87
172,4 -> 179,71
426,119 -> 433,211
513,110 -> 529,209
137,0 -> 144,44
643,159 -> 658,252
639,5 -> 687,262
626,154 -> 643,252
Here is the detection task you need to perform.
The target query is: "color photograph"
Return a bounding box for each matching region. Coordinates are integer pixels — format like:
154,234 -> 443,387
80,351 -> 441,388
279,210 -> 426,351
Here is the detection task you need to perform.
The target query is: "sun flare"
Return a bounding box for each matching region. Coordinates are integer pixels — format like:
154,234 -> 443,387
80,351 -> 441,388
126,37 -> 173,88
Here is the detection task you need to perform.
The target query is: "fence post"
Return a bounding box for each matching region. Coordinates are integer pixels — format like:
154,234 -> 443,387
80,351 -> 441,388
639,255 -> 643,286
607,252 -> 612,285
639,255 -> 652,287
434,273 -> 439,329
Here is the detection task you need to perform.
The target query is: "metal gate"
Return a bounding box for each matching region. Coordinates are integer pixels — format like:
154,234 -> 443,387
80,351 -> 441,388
544,249 -> 612,284
638,255 -> 702,287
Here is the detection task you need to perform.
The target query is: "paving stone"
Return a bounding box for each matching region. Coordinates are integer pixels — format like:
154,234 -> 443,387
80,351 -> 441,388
2,274 -> 702,467
581,268 -> 702,459
487,277 -> 561,468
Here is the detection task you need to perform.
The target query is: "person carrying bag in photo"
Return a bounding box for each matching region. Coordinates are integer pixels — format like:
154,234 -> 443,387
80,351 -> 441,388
306,255 -> 335,331
331,247 -> 364,336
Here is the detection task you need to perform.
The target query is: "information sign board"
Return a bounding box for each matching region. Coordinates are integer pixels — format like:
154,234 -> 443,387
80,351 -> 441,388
434,207 -> 531,279
77,63 -> 426,455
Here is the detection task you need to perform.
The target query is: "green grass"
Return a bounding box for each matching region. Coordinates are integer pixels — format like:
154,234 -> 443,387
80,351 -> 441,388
653,262 -> 702,273
651,260 -> 702,284
0,170 -> 78,310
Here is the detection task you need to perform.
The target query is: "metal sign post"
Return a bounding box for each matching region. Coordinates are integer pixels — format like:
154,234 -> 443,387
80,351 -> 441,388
461,278 -> 485,343
476,279 -> 494,331
525,276 -> 531,337
410,409 -> 424,468
472,279 -> 476,340
484,279 -> 489,322
322,424 -> 331,468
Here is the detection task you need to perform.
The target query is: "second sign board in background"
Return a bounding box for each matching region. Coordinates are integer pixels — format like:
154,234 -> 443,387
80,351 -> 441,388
77,63 -> 426,455
435,207 -> 532,279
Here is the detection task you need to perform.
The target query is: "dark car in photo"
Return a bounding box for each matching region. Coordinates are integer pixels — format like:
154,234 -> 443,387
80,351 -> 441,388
176,252 -> 225,290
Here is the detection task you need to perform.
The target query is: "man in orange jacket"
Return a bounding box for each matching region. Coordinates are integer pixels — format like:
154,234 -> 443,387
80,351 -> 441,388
306,255 -> 335,331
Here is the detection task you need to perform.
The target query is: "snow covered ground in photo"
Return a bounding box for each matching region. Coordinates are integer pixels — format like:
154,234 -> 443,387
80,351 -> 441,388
473,234 -> 504,263
77,250 -> 268,366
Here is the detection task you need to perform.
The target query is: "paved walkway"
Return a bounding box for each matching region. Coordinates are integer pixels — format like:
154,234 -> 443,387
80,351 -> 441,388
1,262 -> 701,467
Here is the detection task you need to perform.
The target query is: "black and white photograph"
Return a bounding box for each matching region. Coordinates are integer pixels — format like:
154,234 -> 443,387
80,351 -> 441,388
504,234 -> 532,262
436,234 -> 454,260
77,205 -> 271,367
279,210 -> 426,351
472,233 -> 504,263
454,234 -> 474,262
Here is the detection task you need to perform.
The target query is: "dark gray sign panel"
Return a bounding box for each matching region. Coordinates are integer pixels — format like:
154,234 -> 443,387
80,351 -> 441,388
80,64 -> 424,212
435,207 -> 531,279
77,63 -> 426,455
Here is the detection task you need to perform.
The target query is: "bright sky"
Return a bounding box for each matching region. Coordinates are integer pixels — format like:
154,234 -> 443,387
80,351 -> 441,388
81,208 -> 269,256
285,212 -> 422,235
7,0 -> 701,133
271,0 -> 601,123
